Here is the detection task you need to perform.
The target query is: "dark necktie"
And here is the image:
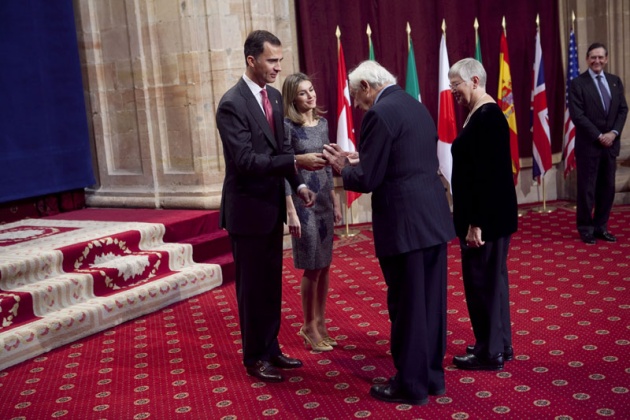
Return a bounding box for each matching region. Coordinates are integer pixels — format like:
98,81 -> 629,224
260,88 -> 275,134
596,75 -> 612,114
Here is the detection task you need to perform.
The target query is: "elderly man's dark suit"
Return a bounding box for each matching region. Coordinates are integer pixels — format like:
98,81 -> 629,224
216,78 -> 303,367
340,85 -> 455,400
569,71 -> 628,235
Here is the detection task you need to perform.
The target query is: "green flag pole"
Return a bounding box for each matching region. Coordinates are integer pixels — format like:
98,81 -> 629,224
367,24 -> 375,61
474,18 -> 482,63
405,22 -> 421,102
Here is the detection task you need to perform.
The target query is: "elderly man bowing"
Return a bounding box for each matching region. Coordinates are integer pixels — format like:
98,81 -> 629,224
324,60 -> 454,406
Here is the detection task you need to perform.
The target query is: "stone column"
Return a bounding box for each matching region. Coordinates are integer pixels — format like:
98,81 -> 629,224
73,0 -> 298,209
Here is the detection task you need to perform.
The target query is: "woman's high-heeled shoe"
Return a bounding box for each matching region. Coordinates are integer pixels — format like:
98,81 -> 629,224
322,335 -> 338,347
298,329 -> 333,352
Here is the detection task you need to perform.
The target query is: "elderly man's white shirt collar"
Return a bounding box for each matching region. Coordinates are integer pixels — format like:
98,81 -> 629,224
374,84 -> 395,104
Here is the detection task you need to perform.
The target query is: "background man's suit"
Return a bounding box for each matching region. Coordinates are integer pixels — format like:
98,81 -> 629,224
340,85 -> 455,399
569,70 -> 628,236
217,77 -> 303,367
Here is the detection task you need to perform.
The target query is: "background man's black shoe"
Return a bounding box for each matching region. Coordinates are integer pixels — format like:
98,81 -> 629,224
453,353 -> 504,371
594,231 -> 616,242
580,233 -> 596,244
270,354 -> 302,369
246,360 -> 283,382
466,345 -> 514,361
369,384 -> 428,405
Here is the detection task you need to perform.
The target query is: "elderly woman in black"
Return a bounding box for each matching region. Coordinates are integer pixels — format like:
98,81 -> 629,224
448,58 -> 518,370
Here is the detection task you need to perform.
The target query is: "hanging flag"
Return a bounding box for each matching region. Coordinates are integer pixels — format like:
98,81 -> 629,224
530,23 -> 552,183
336,28 -> 360,208
474,18 -> 482,63
497,25 -> 520,185
562,27 -> 579,178
437,27 -> 457,189
405,23 -> 421,102
367,24 -> 375,61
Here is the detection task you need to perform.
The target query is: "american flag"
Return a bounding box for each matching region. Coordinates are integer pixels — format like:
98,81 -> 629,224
562,29 -> 579,177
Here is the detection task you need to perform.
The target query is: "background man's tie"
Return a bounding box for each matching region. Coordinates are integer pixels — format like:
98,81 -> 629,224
261,89 -> 275,134
596,75 -> 612,114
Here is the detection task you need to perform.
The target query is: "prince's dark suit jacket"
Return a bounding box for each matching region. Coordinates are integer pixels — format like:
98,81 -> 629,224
217,78 -> 303,234
341,85 -> 454,257
216,77 -> 304,365
569,71 -> 628,159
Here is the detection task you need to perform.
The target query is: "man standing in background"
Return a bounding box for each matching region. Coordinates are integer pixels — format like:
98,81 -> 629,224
568,42 -> 628,244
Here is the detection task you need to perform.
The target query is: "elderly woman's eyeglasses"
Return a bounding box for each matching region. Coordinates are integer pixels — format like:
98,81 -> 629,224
449,81 -> 465,90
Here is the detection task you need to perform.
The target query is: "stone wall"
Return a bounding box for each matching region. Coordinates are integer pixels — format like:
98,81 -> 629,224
74,0 -> 298,209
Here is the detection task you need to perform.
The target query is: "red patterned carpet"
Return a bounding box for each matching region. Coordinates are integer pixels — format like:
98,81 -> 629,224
1,204 -> 629,419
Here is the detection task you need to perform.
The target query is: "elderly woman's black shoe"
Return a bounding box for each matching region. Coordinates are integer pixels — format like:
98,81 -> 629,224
466,345 -> 514,361
453,353 -> 504,371
370,384 -> 428,405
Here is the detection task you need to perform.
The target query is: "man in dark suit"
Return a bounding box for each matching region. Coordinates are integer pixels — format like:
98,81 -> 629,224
324,61 -> 455,406
569,42 -> 628,244
216,30 -> 325,383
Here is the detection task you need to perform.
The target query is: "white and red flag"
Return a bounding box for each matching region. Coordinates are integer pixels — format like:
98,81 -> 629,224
336,35 -> 360,208
437,30 -> 457,189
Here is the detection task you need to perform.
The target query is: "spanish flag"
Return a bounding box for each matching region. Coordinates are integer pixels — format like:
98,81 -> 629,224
497,29 -> 520,185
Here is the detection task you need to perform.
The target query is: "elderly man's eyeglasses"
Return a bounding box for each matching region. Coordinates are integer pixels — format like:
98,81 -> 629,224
449,81 -> 465,90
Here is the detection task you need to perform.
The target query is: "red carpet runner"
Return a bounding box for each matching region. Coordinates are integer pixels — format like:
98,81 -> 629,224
0,204 -> 628,418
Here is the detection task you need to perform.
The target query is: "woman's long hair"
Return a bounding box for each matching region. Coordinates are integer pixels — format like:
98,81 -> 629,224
282,72 -> 325,125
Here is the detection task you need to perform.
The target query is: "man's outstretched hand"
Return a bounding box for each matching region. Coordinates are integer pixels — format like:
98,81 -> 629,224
323,144 -> 358,173
296,153 -> 327,171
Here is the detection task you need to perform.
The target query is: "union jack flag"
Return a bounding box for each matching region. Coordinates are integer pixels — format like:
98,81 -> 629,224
531,26 -> 552,183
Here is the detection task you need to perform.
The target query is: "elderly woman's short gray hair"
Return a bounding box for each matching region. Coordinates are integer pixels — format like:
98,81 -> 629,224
347,60 -> 397,91
448,58 -> 487,88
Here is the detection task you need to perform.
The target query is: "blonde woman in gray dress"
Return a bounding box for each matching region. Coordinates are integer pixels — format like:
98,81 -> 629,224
282,73 -> 342,352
